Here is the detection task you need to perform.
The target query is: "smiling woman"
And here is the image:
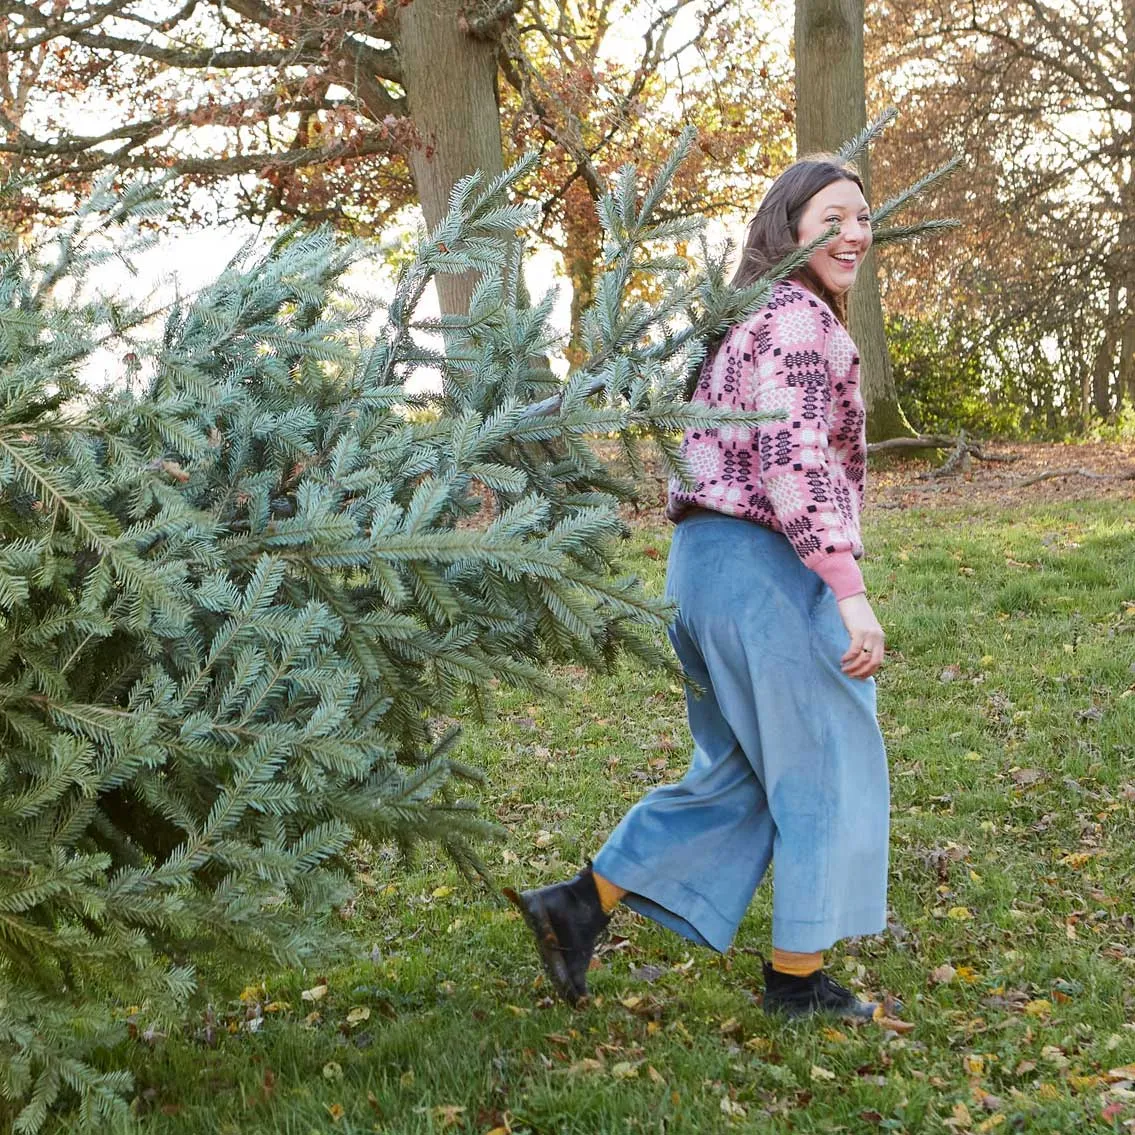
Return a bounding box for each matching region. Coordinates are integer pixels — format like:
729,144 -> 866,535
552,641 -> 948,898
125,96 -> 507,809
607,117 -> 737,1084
510,154 -> 906,1023
727,155 -> 870,325
796,177 -> 873,303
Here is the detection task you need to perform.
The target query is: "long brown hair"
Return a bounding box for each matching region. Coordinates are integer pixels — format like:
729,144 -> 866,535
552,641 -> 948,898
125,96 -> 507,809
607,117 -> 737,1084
731,155 -> 865,326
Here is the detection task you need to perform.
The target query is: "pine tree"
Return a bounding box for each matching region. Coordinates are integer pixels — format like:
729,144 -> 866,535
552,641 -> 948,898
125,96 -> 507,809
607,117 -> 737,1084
0,128 -> 951,1130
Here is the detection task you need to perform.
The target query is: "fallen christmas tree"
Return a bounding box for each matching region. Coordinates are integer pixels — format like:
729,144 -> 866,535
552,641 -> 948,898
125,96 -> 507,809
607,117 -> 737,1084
0,127 -> 952,1130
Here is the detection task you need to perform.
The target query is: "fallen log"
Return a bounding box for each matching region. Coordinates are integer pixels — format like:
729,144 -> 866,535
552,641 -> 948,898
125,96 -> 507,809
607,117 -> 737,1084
867,433 -> 1017,472
1013,467 -> 1135,488
866,431 -> 1022,479
867,434 -> 957,453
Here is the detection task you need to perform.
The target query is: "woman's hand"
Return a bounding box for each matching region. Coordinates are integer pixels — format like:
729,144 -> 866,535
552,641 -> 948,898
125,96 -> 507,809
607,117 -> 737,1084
837,593 -> 885,679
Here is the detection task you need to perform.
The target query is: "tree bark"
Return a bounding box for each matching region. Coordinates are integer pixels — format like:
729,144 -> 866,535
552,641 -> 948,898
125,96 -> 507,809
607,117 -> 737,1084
1092,280 -> 1120,418
397,0 -> 505,315
793,0 -> 913,439
1120,0 -> 1135,409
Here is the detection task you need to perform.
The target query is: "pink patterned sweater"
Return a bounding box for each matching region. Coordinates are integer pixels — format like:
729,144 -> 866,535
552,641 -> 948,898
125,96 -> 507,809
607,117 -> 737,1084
668,281 -> 868,600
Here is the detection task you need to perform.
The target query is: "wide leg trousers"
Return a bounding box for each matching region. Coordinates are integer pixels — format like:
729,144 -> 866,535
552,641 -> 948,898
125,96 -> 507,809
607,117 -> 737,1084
593,511 -> 890,953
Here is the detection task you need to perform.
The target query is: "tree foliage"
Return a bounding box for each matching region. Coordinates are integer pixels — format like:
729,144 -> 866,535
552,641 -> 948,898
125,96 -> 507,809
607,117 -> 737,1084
0,136 -> 794,1132
0,0 -> 802,321
0,1 -> 787,232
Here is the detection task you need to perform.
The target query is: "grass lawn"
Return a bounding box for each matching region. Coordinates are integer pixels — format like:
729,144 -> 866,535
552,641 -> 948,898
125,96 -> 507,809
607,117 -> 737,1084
47,497 -> 1135,1134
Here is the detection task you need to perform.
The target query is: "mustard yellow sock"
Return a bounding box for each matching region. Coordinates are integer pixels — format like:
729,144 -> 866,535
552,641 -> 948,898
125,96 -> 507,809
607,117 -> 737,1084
592,871 -> 625,914
771,948 -> 824,977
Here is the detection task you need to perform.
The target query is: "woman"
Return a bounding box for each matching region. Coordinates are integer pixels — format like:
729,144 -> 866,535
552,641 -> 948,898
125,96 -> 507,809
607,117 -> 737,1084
508,156 -> 893,1019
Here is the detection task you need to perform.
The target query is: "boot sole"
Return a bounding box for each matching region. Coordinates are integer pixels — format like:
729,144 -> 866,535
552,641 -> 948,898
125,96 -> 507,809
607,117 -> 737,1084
764,999 -> 880,1021
503,887 -> 585,1006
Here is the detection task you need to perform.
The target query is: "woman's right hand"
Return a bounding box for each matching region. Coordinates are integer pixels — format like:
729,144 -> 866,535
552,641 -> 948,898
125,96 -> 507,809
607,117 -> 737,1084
837,592 -> 885,679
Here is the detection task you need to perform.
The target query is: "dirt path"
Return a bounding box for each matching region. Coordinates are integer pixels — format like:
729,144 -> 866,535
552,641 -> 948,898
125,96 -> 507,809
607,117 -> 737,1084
867,440 -> 1135,511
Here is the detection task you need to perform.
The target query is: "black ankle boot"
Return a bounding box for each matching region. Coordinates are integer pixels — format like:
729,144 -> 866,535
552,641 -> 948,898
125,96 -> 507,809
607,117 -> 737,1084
504,863 -> 611,1005
761,961 -> 880,1020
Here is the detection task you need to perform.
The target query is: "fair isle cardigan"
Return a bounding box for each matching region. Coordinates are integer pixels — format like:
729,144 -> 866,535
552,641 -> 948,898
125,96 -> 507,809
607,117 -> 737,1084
668,281 -> 868,600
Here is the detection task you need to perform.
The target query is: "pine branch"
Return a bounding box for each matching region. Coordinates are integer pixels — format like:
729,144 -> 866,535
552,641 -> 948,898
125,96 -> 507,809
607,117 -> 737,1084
836,107 -> 898,165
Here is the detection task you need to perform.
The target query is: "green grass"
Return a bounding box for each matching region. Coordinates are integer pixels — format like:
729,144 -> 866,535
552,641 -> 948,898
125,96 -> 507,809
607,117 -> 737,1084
48,499 -> 1135,1134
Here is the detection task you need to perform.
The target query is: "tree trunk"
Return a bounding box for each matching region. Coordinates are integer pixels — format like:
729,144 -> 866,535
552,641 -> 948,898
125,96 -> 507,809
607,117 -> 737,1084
1092,280 -> 1120,418
398,0 -> 505,315
562,183 -> 601,364
1118,144 -> 1135,411
1120,310 -> 1135,411
794,0 -> 913,439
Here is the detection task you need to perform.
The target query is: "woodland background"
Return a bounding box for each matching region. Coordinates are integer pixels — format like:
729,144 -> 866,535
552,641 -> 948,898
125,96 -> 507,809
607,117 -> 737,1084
1,3 -> 1133,1132
1,0 -> 1130,439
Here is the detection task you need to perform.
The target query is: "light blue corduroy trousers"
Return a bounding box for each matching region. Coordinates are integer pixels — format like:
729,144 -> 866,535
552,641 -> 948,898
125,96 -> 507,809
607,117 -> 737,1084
593,511 -> 890,954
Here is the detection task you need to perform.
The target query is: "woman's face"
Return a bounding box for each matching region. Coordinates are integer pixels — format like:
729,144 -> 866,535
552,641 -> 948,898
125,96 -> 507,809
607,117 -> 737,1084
795,178 -> 872,297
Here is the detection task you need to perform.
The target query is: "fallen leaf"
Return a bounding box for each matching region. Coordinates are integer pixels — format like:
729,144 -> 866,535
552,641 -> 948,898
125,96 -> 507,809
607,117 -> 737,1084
949,1101 -> 973,1128
431,885 -> 453,899
326,1102 -> 345,1123
1069,1074 -> 1107,1092
948,906 -> 974,920
931,963 -> 957,985
301,983 -> 328,1002
963,1054 -> 985,1076
346,1006 -> 370,1025
720,1096 -> 747,1118
1010,767 -> 1045,787
876,1014 -> 916,1034
1024,999 -> 1051,1018
1040,1045 -> 1069,1068
567,1058 -> 604,1075
610,1061 -> 639,1080
1036,1083 -> 1061,1101
417,1104 -> 465,1128
810,1064 -> 836,1082
1108,1065 -> 1135,1082
322,1061 -> 344,1082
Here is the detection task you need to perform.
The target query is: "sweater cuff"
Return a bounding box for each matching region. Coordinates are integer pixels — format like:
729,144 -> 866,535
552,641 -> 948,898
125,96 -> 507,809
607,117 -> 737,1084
812,552 -> 865,600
